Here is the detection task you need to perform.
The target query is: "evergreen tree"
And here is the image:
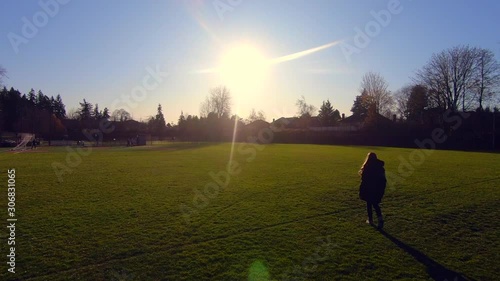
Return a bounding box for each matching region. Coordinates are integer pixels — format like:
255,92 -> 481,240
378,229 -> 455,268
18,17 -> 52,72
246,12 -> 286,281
28,88 -> 36,104
154,104 -> 166,139
78,99 -> 93,121
318,99 -> 340,126
102,107 -> 110,120
156,104 -> 166,126
51,94 -> 66,119
36,90 -> 51,110
93,104 -> 102,120
351,89 -> 372,117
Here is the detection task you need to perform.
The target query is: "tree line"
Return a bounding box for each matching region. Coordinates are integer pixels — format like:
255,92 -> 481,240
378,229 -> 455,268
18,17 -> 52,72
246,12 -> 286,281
352,46 -> 500,121
0,87 -> 66,136
1,44 -> 499,149
0,85 -> 170,142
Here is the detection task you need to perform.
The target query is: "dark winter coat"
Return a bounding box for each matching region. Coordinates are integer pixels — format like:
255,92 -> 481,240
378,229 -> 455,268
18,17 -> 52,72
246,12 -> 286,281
359,159 -> 387,203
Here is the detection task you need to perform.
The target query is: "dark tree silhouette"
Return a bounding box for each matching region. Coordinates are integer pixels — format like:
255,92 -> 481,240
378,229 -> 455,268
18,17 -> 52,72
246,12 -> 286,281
0,65 -> 6,86
78,99 -> 93,121
52,94 -> 66,119
407,85 -> 428,122
414,45 -> 499,112
93,104 -> 102,120
102,107 -> 110,120
351,89 -> 372,117
318,99 -> 340,126
473,48 -> 500,110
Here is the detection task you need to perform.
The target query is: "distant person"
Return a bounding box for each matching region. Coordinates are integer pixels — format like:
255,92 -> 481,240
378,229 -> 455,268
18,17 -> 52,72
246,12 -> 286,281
358,152 -> 387,228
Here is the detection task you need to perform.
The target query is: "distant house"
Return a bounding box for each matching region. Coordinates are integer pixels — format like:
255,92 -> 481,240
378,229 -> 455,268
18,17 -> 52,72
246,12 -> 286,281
241,120 -> 271,138
337,114 -> 365,132
272,117 -> 299,129
339,113 -> 393,131
272,113 -> 393,132
272,116 -> 323,129
245,120 -> 270,131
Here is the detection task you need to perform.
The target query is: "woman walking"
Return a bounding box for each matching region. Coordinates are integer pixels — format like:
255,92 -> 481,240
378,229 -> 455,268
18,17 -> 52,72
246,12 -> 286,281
359,152 -> 387,228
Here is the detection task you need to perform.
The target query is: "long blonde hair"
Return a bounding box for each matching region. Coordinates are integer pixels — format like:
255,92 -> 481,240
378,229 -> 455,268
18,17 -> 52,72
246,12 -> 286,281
359,152 -> 378,175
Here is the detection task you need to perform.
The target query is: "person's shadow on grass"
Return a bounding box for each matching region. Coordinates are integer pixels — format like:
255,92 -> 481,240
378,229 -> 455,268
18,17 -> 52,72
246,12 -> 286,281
377,228 -> 475,281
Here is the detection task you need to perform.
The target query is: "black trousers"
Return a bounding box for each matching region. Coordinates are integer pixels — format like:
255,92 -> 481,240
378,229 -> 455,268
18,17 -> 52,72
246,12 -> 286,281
366,201 -> 382,221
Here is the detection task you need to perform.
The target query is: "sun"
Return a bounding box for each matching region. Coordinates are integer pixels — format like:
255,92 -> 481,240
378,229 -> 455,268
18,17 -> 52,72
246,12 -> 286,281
218,44 -> 270,91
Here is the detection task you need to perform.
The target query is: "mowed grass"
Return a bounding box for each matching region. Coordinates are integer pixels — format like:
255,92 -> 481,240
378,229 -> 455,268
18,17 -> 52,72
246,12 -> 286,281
0,143 -> 499,280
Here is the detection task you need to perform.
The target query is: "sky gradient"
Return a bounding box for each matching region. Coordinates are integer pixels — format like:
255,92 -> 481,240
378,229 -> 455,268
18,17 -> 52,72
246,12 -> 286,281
1,0 -> 499,124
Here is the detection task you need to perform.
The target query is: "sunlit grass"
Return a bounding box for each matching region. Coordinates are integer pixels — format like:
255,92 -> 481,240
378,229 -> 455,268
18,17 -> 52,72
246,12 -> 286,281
0,143 -> 498,280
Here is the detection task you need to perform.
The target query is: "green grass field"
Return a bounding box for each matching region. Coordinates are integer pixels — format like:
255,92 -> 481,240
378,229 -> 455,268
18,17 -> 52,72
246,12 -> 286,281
1,143 -> 499,280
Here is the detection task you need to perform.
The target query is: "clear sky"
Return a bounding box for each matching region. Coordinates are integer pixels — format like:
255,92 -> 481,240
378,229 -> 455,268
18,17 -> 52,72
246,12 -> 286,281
1,0 -> 499,124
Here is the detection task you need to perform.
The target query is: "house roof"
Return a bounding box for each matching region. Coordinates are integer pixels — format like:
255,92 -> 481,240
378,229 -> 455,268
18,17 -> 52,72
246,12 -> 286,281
245,120 -> 270,129
273,117 -> 298,124
340,113 -> 392,124
340,114 -> 365,124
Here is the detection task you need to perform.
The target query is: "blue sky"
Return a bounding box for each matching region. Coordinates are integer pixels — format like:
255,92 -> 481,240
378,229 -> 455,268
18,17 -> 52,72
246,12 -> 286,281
1,0 -> 499,124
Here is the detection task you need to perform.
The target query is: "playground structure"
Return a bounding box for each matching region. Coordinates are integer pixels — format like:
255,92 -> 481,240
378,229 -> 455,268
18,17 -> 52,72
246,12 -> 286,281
1,132 -> 157,149
10,133 -> 35,152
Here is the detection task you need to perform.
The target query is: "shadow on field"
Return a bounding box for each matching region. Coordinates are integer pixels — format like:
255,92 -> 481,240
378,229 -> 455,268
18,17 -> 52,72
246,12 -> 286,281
377,229 -> 475,281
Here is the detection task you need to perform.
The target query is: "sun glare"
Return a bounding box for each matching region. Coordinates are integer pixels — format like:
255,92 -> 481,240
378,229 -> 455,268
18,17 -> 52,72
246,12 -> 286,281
218,44 -> 269,90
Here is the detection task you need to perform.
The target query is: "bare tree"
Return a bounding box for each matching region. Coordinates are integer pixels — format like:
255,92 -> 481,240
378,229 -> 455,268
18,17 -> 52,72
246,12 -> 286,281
246,108 -> 266,123
473,48 -> 500,110
66,108 -> 80,120
112,108 -> 132,122
200,96 -> 212,118
415,45 -> 479,112
296,95 -> 316,117
0,65 -> 6,86
394,85 -> 412,120
360,72 -> 394,117
200,86 -> 232,118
